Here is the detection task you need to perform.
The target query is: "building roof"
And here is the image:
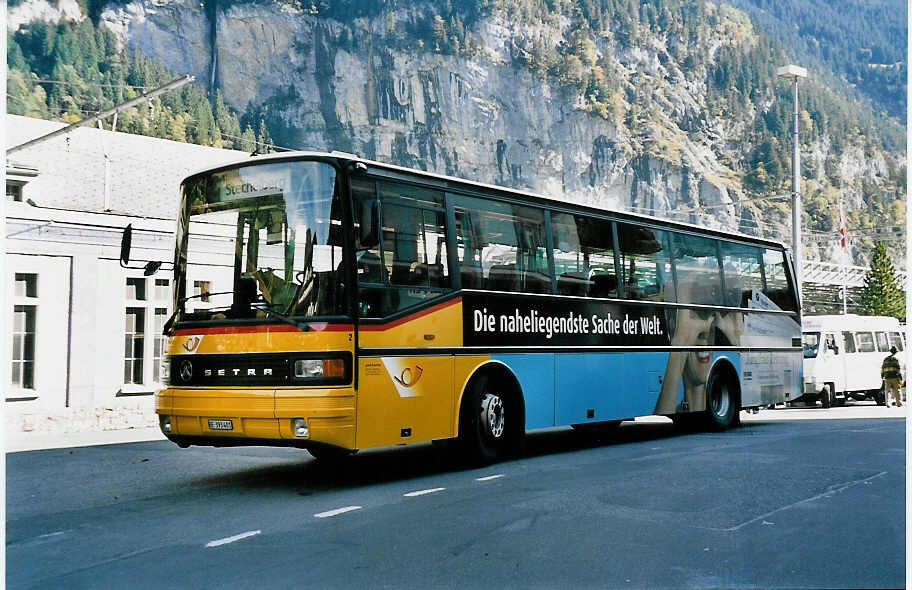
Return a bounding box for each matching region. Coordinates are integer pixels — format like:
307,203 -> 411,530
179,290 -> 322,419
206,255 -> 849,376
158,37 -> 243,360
6,114 -> 248,218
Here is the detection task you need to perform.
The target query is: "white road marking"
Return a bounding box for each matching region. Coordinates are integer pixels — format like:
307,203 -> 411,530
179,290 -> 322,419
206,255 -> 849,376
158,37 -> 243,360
205,530 -> 261,547
403,487 -> 446,497
314,506 -> 362,518
37,531 -> 65,539
475,474 -> 505,482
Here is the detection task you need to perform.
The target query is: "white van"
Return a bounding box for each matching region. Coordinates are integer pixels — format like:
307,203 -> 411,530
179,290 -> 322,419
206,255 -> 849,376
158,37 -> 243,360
802,314 -> 905,406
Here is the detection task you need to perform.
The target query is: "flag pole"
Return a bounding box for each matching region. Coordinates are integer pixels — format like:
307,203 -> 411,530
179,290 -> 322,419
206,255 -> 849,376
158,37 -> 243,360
840,201 -> 848,315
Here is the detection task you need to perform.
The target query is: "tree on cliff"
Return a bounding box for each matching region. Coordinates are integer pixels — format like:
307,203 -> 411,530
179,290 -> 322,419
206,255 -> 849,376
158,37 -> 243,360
859,241 -> 906,322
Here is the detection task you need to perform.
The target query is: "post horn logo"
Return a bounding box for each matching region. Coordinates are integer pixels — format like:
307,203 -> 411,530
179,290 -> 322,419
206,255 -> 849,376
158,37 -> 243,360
182,336 -> 202,353
393,365 -> 423,388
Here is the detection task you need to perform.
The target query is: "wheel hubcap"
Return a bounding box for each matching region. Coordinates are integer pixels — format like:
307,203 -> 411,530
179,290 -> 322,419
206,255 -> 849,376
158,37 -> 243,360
711,383 -> 730,417
480,393 -> 505,439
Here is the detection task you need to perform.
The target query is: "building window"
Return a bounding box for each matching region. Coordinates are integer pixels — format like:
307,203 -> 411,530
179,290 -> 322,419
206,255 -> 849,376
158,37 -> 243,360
193,280 -> 211,302
11,273 -> 38,396
124,307 -> 145,384
7,181 -> 24,202
153,308 -> 168,382
155,278 -> 170,301
123,276 -> 171,391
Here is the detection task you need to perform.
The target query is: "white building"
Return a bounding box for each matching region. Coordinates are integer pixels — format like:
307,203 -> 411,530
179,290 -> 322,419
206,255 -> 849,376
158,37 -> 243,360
5,114 -> 247,435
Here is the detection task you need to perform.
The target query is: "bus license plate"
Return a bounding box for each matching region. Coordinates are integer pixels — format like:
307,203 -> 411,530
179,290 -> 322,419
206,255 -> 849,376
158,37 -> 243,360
208,419 -> 233,431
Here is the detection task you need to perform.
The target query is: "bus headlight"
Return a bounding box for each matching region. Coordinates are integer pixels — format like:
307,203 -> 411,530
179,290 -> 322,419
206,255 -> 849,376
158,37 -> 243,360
159,357 -> 171,384
294,358 -> 346,379
159,414 -> 172,434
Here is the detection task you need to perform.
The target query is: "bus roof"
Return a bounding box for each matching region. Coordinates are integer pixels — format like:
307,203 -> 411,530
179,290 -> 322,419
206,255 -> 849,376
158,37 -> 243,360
181,150 -> 791,250
802,314 -> 903,332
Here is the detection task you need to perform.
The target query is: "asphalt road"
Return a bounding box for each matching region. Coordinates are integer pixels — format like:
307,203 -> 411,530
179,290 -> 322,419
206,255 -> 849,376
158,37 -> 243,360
7,415 -> 905,589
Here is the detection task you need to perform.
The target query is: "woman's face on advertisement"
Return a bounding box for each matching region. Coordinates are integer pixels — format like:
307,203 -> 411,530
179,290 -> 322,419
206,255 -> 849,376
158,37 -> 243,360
682,308 -> 714,385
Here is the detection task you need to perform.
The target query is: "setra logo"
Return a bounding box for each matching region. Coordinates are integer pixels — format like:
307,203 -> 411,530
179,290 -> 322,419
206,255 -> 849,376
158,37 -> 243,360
181,336 -> 203,353
393,365 -> 423,388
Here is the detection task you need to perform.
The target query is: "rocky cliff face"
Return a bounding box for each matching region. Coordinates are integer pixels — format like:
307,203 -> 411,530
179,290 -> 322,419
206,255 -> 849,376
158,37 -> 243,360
9,0 -> 902,261
96,0 -> 743,226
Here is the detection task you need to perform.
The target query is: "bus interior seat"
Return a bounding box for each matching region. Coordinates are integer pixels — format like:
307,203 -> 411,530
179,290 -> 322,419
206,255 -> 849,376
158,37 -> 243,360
487,264 -> 521,292
460,265 -> 484,289
590,273 -> 618,298
357,251 -> 383,283
557,272 -> 591,296
411,263 -> 444,287
523,271 -> 552,294
390,262 -> 412,285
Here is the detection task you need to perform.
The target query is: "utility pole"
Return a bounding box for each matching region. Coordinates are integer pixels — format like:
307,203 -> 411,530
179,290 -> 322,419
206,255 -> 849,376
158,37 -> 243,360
6,75 -> 194,156
777,64 -> 807,290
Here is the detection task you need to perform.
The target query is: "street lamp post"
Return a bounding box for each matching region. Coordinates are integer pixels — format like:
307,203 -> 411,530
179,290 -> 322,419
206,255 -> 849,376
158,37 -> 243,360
777,64 -> 807,289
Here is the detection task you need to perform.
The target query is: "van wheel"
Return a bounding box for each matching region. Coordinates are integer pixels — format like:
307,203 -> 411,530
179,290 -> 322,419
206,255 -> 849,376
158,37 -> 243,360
875,385 -> 887,406
820,384 -> 832,408
705,371 -> 737,431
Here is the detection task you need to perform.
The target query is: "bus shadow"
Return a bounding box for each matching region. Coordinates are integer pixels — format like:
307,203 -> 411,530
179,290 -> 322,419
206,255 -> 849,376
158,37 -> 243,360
183,420 -> 684,494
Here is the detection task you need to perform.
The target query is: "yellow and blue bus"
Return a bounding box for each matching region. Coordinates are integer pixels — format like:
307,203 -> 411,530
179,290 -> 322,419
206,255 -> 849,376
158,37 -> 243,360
148,152 -> 802,463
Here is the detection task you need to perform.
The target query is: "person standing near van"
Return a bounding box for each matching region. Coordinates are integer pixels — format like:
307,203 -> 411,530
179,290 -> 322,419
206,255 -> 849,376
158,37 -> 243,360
881,346 -> 903,407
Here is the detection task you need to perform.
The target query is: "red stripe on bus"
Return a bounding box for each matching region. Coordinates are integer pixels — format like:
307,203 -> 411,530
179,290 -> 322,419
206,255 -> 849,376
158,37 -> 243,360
359,297 -> 462,332
173,323 -> 354,336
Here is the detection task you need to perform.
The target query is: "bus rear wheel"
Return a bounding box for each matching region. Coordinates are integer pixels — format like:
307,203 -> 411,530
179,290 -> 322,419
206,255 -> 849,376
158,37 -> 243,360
705,371 -> 738,431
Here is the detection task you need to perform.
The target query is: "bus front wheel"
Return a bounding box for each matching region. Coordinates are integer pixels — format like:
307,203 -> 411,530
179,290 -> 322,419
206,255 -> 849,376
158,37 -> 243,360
459,373 -> 523,465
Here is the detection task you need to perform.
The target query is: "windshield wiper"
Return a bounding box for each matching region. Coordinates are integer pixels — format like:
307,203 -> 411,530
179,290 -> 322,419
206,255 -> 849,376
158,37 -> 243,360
252,304 -> 313,331
162,290 -> 234,335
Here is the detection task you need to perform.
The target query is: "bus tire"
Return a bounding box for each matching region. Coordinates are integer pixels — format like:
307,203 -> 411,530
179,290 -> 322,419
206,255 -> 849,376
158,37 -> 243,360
307,445 -> 355,461
820,384 -> 832,408
705,369 -> 738,431
458,371 -> 523,465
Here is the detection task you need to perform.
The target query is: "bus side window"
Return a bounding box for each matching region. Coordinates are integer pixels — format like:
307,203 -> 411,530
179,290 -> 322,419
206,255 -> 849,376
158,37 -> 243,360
453,196 -> 549,295
720,241 -> 763,308
824,334 -> 838,355
889,332 -> 904,352
842,331 -> 857,353
760,248 -> 798,311
551,213 -> 615,298
618,223 -> 674,302
669,231 -> 720,305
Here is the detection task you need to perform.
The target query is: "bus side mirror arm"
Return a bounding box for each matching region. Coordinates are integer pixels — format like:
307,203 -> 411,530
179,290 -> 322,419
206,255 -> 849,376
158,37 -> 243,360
120,224 -> 169,276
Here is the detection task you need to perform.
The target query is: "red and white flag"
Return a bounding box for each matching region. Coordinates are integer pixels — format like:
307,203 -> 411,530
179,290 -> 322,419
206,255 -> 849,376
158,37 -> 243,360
838,204 -> 848,253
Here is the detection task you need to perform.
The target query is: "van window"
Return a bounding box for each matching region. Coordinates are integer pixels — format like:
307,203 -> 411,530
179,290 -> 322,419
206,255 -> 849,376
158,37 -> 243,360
875,331 -> 890,352
824,333 -> 838,354
889,332 -> 904,351
842,331 -> 856,353
802,333 -> 820,358
856,332 -> 875,353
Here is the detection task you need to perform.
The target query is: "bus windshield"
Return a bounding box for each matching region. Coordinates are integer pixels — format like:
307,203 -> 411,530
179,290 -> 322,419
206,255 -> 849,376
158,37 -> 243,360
174,160 -> 348,323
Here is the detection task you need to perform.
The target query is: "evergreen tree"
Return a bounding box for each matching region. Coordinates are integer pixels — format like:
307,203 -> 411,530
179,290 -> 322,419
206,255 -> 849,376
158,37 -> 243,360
859,242 -> 906,321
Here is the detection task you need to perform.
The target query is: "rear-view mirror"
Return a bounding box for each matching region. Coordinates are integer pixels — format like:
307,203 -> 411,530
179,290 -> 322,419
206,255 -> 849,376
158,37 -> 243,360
120,224 -> 133,266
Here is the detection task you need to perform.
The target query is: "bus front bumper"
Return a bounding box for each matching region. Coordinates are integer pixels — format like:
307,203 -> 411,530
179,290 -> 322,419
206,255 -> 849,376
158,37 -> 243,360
155,387 -> 356,450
